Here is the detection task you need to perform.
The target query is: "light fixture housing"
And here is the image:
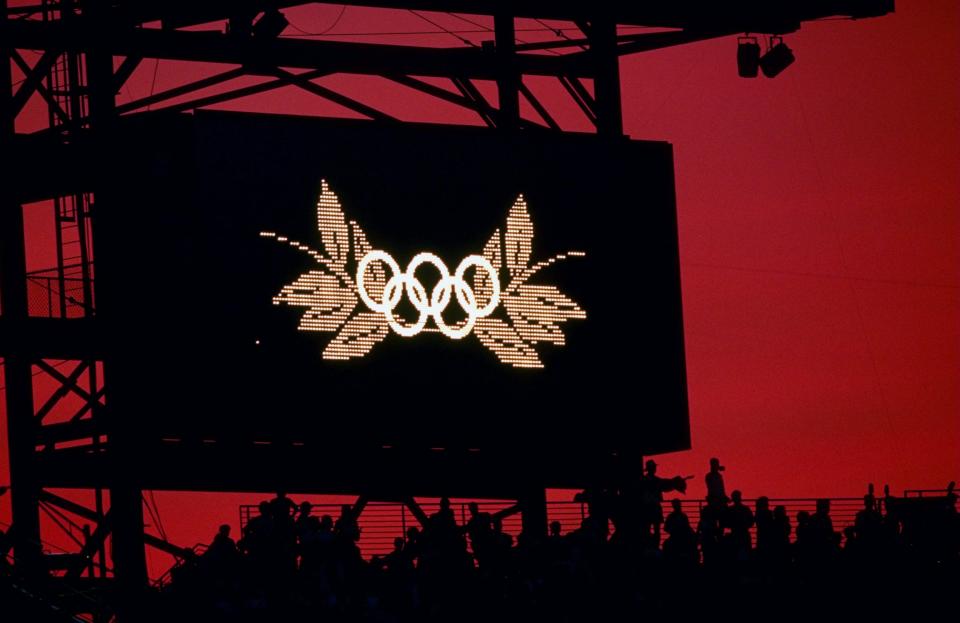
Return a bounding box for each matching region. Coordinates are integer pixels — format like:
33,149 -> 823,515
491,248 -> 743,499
760,38 -> 795,78
737,37 -> 761,78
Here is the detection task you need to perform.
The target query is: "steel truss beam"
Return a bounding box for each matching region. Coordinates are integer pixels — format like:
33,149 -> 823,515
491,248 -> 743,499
6,18 -> 589,79
519,79 -> 560,131
34,360 -> 89,423
272,67 -> 398,122
387,74 -> 497,127
36,359 -> 100,406
10,48 -> 60,117
557,75 -> 596,127
9,1 -> 889,34
10,19 -> 736,141
40,490 -> 193,560
112,55 -> 142,93
117,66 -> 245,115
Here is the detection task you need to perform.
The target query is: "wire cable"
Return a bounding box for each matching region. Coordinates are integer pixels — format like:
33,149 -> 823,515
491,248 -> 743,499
446,12 -> 562,55
287,4 -> 348,36
0,359 -> 72,393
278,25 -> 651,38
408,9 -> 477,47
148,490 -> 169,543
146,58 -> 160,111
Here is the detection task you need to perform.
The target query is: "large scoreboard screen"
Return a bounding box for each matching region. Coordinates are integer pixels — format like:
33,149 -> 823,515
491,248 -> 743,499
99,111 -> 689,460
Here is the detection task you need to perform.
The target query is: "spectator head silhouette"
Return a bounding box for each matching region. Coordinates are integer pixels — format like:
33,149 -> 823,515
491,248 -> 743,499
218,524 -> 230,538
549,521 -> 562,537
757,496 -> 769,512
709,457 -> 724,472
671,499 -> 683,512
731,490 -> 743,504
645,459 -> 658,476
468,501 -> 480,517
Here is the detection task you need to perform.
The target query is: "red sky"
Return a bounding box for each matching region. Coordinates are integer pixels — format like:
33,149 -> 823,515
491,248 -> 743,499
2,0 -> 958,574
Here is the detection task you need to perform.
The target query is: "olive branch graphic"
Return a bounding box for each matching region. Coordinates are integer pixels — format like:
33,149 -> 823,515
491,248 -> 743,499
261,180 -> 585,368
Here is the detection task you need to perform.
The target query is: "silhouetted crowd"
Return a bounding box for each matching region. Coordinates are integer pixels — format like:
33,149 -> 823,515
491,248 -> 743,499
156,461 -> 958,621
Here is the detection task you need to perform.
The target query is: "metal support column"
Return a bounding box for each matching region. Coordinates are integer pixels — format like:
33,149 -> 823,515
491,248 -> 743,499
494,12 -> 520,129
590,13 -> 624,137
0,0 -> 43,577
84,0 -> 149,604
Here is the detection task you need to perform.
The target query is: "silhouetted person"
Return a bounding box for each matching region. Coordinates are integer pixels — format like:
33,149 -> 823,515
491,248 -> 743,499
318,513 -> 335,543
295,501 -> 320,542
429,497 -> 458,534
755,496 -> 774,560
424,496 -> 465,561
771,505 -> 792,566
208,524 -> 238,557
268,491 -> 296,521
809,498 -> 837,557
239,500 -> 273,573
549,520 -> 562,539
334,503 -> 361,543
795,510 -> 812,563
698,496 -> 726,567
854,493 -> 883,555
723,490 -> 754,562
638,459 -> 688,547
486,517 -> 514,575
706,457 -> 728,505
379,536 -> 417,614
575,486 -> 612,546
381,537 -> 414,575
404,526 -> 422,563
464,501 -> 493,566
201,524 -> 240,578
663,499 -> 699,565
842,526 -> 860,557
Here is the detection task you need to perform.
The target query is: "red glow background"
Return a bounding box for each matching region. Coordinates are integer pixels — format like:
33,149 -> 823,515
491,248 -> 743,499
2,1 -> 957,574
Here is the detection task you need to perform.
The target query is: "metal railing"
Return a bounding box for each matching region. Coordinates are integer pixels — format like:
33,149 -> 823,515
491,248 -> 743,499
26,271 -> 91,318
240,501 -> 530,559
904,488 -> 956,498
238,497 -> 884,560
152,543 -> 208,590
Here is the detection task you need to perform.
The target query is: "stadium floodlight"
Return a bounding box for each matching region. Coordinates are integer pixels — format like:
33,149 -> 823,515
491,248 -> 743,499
737,36 -> 761,78
760,37 -> 795,78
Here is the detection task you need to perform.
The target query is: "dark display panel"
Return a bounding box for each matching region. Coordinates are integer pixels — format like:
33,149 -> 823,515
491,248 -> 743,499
99,111 -> 689,459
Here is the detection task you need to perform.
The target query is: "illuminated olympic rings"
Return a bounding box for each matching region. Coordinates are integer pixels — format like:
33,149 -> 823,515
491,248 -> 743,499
356,250 -> 500,339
